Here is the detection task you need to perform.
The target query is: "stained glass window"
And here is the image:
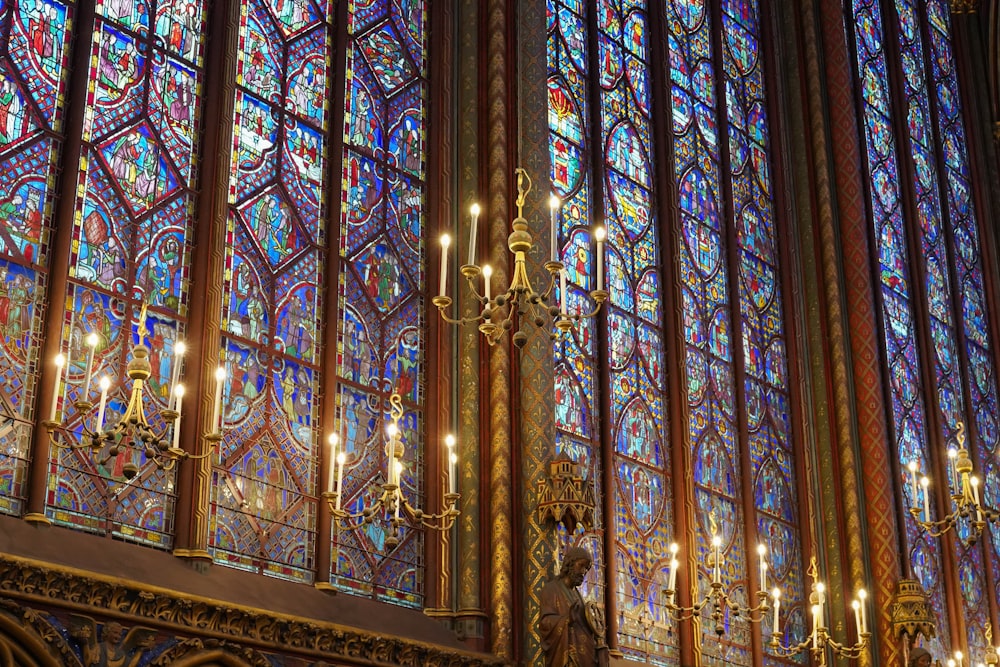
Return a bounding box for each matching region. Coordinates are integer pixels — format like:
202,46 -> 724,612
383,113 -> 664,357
721,0 -> 807,661
547,0 -> 806,664
547,0 -> 607,627
209,0 -> 332,582
0,0 -> 74,515
891,0 -> 991,659
332,0 -> 428,607
44,0 -> 206,548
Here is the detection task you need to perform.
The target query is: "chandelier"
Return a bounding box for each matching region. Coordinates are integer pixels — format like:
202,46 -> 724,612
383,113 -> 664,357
662,515 -> 771,633
43,304 -> 219,478
322,393 -> 460,552
770,557 -> 870,665
432,168 -> 608,348
906,422 -> 997,544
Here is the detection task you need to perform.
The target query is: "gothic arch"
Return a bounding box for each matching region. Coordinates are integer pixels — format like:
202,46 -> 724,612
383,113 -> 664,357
0,604 -> 75,667
152,640 -> 272,667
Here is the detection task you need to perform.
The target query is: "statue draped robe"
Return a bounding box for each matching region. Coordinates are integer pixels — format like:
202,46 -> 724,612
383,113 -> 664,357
538,578 -> 602,667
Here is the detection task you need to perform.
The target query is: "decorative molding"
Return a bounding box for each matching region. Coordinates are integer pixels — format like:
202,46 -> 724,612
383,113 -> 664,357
890,579 -> 937,642
949,0 -> 978,13
0,555 -> 505,667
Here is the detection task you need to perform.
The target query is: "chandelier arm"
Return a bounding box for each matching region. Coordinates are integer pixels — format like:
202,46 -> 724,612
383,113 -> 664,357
769,635 -> 813,657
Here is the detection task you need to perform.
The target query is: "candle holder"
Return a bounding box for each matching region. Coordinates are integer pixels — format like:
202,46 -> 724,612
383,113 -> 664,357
661,517 -> 770,635
433,167 -> 608,349
322,393 -> 460,552
42,304 -> 213,479
907,423 -> 998,545
770,558 -> 871,666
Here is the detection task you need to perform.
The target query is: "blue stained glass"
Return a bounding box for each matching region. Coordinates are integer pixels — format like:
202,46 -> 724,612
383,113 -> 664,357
333,0 -> 427,607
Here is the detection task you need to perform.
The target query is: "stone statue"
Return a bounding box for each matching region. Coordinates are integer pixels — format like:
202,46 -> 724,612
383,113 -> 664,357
538,547 -> 609,667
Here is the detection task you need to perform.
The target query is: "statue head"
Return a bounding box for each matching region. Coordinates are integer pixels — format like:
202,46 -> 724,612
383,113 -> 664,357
909,647 -> 932,667
559,547 -> 593,587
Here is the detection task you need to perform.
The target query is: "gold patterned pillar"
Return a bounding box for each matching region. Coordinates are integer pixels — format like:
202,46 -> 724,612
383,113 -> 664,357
486,0 -> 514,657
515,1 -> 557,665
453,0 -> 488,646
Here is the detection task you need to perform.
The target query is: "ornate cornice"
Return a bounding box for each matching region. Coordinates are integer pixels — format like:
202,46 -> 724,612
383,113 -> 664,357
0,554 -> 505,667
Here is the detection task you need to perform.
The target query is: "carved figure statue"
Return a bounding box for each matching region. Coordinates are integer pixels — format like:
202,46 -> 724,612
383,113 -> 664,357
538,547 -> 609,667
909,647 -> 932,667
68,616 -> 156,667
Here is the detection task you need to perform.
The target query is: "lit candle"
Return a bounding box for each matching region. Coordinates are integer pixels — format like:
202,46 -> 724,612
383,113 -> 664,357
83,333 -> 99,399
711,535 -> 722,584
812,604 -> 819,648
172,384 -> 184,449
168,341 -> 186,410
858,588 -> 868,634
394,461 -> 403,520
667,543 -> 679,594
212,366 -> 226,434
921,476 -> 931,522
326,433 -> 339,493
468,203 -> 480,266
594,226 -> 606,292
482,265 -> 493,303
955,650 -> 963,667
387,422 -> 399,485
816,582 -> 825,636
757,544 -> 767,592
439,234 -> 451,297
50,353 -> 65,422
971,476 -> 983,522
335,452 -> 346,510
549,194 -> 560,262
948,447 -> 959,492
772,588 -> 781,636
852,599 -> 862,638
908,460 -> 919,507
560,269 -> 568,316
445,434 -> 456,494
95,376 -> 110,433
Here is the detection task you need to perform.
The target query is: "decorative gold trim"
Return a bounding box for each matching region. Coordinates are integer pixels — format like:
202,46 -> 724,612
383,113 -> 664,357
949,0 -> 977,13
171,548 -> 212,560
22,513 -> 51,526
312,582 -> 337,594
0,554 -> 504,666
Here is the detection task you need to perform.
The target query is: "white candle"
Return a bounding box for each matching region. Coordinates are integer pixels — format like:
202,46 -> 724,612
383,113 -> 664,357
439,234 -> 451,297
63,346 -> 72,404
921,476 -> 931,521
667,542 -> 679,591
757,544 -> 767,591
955,651 -> 963,667
169,341 -> 186,410
971,476 -> 983,522
812,604 -> 819,648
908,460 -> 919,507
549,194 -> 560,262
394,461 -> 403,520
468,204 -> 480,266
335,452 -> 345,510
386,422 -> 398,485
560,269 -> 568,316
50,353 -> 65,422
96,376 -> 110,433
83,333 -> 98,399
445,434 -> 456,494
594,227 -> 606,292
772,588 -> 781,636
948,447 -> 959,492
711,535 -> 722,583
172,384 -> 184,449
858,589 -> 868,634
212,366 -> 226,434
852,600 -> 862,638
482,265 -> 493,303
326,433 -> 339,493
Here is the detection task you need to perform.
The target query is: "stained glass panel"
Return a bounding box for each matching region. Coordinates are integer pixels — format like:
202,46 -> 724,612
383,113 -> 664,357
210,0 -> 332,582
332,0 -> 428,607
0,0 -> 75,515
547,0 -> 606,619
721,1 -> 806,663
922,0 -> 1000,651
850,0 -> 950,656
43,0 -> 205,547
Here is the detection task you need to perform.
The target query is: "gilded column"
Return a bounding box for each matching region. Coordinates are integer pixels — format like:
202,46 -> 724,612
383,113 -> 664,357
171,0 -> 239,561
486,0 -> 514,657
516,0 -> 556,665
455,0 -> 488,648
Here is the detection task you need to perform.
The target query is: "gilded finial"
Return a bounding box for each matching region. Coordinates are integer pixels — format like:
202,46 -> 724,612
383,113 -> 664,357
389,392 -> 404,423
136,302 -> 149,344
514,167 -> 532,220
807,556 -> 819,584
